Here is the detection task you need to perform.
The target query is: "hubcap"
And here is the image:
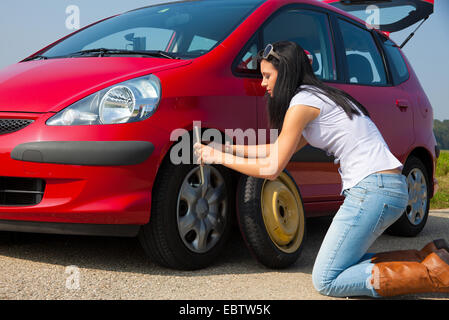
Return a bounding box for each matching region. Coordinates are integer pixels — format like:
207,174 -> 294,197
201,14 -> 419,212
196,198 -> 210,219
406,168 -> 428,226
177,166 -> 227,253
261,172 -> 305,253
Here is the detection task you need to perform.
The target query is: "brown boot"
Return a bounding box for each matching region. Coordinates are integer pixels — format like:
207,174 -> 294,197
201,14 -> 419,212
371,249 -> 449,297
370,239 -> 449,263
420,239 -> 449,256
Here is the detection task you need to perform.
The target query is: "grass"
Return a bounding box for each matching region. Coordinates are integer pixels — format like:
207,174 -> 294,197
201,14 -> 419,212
430,150 -> 449,209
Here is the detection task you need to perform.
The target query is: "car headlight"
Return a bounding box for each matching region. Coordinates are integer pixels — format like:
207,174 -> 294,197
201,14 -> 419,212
46,74 -> 161,126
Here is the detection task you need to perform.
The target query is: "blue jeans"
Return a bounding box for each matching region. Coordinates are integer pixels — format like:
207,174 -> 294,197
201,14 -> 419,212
311,173 -> 409,298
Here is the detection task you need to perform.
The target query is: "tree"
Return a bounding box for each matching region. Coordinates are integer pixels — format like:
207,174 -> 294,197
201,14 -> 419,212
434,119 -> 449,150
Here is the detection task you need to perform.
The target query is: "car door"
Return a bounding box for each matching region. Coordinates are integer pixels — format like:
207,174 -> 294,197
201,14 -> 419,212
251,6 -> 343,214
331,15 -> 415,162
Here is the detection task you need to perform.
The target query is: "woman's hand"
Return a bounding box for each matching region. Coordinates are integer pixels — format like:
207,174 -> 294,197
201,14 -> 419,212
193,142 -> 224,165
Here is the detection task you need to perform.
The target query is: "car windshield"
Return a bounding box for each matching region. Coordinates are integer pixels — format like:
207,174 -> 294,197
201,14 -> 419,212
40,0 -> 264,60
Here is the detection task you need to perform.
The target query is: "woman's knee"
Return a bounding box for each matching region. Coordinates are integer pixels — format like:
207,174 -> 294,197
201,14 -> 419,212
312,266 -> 334,296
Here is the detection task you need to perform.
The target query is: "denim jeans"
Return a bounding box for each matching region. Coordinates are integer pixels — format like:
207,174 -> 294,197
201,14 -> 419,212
311,172 -> 409,298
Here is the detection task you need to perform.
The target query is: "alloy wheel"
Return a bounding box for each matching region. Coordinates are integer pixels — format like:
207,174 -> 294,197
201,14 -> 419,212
405,168 -> 428,226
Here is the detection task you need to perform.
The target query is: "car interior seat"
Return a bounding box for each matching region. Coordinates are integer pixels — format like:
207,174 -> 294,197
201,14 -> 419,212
347,54 -> 374,84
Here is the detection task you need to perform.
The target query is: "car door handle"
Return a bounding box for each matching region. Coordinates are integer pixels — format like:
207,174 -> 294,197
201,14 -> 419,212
396,99 -> 409,112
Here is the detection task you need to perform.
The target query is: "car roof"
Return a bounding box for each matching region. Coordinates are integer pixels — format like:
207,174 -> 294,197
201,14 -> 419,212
127,0 -> 267,13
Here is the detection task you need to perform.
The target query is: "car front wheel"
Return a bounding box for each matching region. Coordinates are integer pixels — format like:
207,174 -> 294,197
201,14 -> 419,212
139,160 -> 234,270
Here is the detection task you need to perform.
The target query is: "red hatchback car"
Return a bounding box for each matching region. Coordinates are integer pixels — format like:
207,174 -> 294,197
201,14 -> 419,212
0,0 -> 438,270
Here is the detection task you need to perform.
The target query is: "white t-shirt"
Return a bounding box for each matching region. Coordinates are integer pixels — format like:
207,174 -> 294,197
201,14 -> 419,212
289,85 -> 403,195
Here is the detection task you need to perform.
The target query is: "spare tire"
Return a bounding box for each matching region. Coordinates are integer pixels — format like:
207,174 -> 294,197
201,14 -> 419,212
237,170 -> 306,269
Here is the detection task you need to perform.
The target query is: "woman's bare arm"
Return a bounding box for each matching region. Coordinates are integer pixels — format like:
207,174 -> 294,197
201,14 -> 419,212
231,143 -> 272,158
196,105 -> 319,180
294,134 -> 309,153
206,141 -> 271,158
228,134 -> 308,158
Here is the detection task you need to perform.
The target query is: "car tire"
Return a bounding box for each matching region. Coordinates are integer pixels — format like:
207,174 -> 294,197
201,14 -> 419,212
139,156 -> 234,270
236,170 -> 306,269
386,156 -> 430,237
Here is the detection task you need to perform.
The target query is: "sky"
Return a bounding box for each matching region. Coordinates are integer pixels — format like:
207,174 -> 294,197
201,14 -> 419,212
0,0 -> 447,120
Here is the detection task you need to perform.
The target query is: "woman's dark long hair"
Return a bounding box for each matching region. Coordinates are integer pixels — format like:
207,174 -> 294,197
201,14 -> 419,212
258,41 -> 370,131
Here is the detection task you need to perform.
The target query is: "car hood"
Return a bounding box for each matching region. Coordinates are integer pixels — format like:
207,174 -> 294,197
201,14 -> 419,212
0,57 -> 191,113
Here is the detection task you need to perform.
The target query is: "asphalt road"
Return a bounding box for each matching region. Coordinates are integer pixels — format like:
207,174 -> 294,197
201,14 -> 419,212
0,210 -> 448,300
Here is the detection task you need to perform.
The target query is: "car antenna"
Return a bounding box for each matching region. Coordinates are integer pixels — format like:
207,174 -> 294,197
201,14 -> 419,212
399,16 -> 429,49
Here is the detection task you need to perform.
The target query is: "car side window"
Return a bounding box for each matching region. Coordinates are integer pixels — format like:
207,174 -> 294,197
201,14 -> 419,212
381,38 -> 410,84
262,9 -> 336,81
337,19 -> 387,86
234,36 -> 260,74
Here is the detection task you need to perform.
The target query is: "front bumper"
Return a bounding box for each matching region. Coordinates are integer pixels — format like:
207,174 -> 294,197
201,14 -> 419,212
0,112 -> 168,226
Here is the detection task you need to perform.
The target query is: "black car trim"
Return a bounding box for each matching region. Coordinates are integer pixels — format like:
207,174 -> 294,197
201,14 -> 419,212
11,141 -> 154,166
329,13 -> 348,83
0,220 -> 140,237
376,33 -> 411,86
371,29 -> 394,86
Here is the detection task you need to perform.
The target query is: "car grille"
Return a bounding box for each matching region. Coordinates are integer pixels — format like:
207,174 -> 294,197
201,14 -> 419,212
0,119 -> 34,135
0,177 -> 46,206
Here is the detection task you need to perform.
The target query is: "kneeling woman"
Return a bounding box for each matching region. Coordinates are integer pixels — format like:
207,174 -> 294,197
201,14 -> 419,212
194,41 -> 449,298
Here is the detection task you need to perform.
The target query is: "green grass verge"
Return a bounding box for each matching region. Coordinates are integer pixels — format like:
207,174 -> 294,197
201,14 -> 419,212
430,150 -> 449,209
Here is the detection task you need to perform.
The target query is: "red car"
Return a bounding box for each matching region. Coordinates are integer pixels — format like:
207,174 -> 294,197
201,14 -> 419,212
0,0 -> 438,270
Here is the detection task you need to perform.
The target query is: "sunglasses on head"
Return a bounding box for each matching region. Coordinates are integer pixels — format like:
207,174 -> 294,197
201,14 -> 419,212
262,44 -> 281,60
262,43 -> 314,65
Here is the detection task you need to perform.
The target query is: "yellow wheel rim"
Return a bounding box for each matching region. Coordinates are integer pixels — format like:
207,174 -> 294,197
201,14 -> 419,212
261,172 -> 305,253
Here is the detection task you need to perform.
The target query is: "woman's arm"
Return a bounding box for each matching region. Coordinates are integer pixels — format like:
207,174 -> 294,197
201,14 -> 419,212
211,135 -> 307,158
195,104 -> 319,180
294,134 -> 309,153
231,143 -> 273,158
213,141 -> 306,158
206,141 -> 273,158
231,134 -> 308,157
